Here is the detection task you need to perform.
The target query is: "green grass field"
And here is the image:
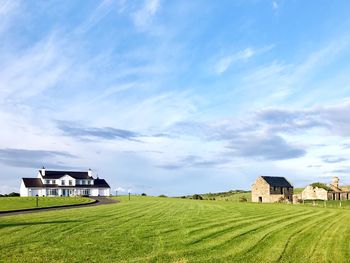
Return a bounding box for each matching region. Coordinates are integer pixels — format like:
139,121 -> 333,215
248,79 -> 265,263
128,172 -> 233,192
0,197 -> 93,212
1,196 -> 350,263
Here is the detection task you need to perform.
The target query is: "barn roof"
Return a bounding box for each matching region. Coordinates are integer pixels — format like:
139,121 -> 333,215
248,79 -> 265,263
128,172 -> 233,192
261,176 -> 293,188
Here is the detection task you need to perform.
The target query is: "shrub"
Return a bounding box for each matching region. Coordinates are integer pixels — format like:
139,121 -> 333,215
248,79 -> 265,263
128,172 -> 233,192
310,182 -> 332,191
141,193 -> 147,196
159,194 -> 167,198
239,196 -> 248,202
192,194 -> 203,200
278,197 -> 286,203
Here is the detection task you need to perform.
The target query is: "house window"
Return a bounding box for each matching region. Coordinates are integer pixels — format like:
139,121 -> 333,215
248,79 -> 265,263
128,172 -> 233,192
45,180 -> 50,184
61,180 -> 65,185
69,180 -> 73,186
82,189 -> 90,195
280,187 -> 283,194
47,189 -> 58,196
52,180 -> 56,184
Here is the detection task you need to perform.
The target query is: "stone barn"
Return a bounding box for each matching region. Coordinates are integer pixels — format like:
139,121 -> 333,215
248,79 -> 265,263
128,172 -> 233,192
252,176 -> 293,203
301,177 -> 350,201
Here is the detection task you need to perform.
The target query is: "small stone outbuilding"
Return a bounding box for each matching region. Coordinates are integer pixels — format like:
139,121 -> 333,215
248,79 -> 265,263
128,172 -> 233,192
252,176 -> 293,203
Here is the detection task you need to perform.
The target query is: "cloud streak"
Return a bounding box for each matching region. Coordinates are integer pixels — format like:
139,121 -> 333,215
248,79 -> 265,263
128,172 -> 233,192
57,121 -> 142,141
0,148 -> 76,169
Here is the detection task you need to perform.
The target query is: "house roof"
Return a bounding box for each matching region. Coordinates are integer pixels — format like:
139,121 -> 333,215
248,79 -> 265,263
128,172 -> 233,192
261,176 -> 293,188
22,178 -> 110,189
22,178 -> 44,188
41,170 -> 91,179
94,179 -> 110,188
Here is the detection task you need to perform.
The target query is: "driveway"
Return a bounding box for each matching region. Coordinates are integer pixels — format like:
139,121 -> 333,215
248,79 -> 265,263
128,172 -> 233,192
0,197 -> 119,217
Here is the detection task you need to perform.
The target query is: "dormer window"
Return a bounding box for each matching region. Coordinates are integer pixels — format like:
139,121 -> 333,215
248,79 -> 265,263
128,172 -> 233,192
45,180 -> 50,184
62,180 -> 65,186
52,180 -> 56,184
69,180 -> 73,186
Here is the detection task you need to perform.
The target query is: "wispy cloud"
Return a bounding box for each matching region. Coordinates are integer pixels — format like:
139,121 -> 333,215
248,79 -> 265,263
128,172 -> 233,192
0,34 -> 70,101
132,0 -> 160,30
272,1 -> 278,11
75,0 -> 115,34
0,0 -> 21,33
215,45 -> 274,74
157,154 -> 229,170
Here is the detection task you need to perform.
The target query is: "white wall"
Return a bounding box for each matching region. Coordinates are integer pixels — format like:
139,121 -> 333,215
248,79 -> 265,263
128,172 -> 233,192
91,189 -> 99,196
57,175 -> 76,186
20,181 -> 28,197
99,188 -> 110,196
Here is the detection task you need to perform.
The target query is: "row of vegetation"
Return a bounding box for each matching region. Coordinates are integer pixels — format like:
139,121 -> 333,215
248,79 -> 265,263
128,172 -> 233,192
0,196 -> 93,212
0,192 -> 20,197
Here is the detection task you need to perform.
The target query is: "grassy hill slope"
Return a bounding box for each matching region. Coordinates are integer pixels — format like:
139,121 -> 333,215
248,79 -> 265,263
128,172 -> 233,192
200,190 -> 251,201
1,196 -> 350,262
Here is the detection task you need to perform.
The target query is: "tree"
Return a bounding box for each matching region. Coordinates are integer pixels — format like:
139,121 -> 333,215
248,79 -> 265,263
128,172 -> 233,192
192,194 -> 203,200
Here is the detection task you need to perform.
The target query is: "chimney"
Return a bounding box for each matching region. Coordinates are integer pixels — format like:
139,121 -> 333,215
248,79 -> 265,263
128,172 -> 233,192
41,166 -> 46,176
88,168 -> 92,177
331,176 -> 339,188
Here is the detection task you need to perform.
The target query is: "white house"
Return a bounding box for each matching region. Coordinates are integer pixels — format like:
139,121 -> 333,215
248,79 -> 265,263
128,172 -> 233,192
20,168 -> 111,197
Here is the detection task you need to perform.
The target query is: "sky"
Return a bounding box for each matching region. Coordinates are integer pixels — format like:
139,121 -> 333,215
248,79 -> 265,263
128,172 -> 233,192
1,0 -> 350,196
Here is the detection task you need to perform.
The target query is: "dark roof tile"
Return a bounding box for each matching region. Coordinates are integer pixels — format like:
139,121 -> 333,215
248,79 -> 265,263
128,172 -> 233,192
22,178 -> 44,188
42,171 -> 91,179
261,176 -> 293,188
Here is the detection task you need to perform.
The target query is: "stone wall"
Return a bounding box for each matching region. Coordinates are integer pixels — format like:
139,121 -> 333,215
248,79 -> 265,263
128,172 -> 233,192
251,177 -> 270,203
315,187 -> 328,200
302,186 -> 328,200
328,192 -> 350,200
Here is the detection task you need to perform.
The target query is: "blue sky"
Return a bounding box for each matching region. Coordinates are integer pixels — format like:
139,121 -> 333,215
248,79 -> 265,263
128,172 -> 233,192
1,0 -> 350,195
